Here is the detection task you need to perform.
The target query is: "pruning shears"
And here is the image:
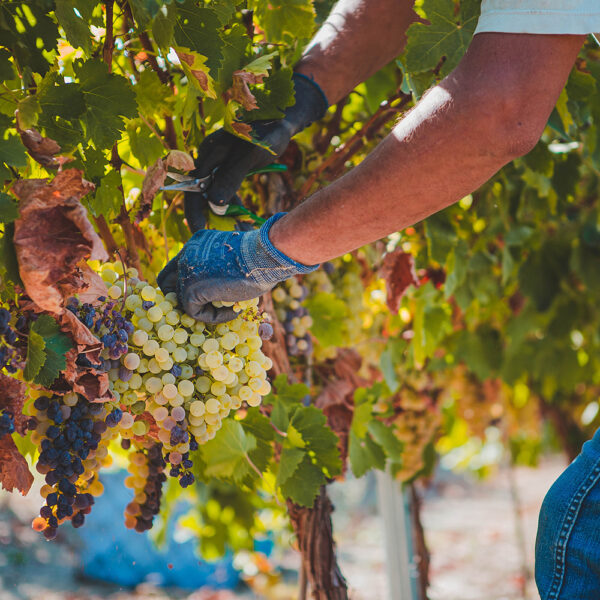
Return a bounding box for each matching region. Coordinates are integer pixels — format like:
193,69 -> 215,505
160,163 -> 287,232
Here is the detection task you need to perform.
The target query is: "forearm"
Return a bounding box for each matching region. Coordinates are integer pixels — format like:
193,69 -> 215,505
272,33 -> 584,264
295,0 -> 419,104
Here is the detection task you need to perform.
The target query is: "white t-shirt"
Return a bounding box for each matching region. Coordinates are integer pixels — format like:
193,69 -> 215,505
475,1 -> 600,35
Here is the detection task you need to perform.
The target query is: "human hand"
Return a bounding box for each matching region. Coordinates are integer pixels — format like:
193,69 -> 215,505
184,73 -> 328,232
157,213 -> 318,323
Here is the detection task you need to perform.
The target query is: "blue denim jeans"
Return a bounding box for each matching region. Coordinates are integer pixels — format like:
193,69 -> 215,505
536,427 -> 600,598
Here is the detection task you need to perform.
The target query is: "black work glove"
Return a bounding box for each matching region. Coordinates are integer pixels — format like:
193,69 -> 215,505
184,73 -> 328,232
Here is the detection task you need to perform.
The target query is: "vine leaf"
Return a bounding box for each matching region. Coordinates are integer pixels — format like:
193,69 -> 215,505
276,446 -> 304,487
0,135 -> 28,179
12,169 -> 106,314
18,127 -> 62,168
380,248 -> 419,313
23,328 -> 46,383
139,157 -> 167,222
250,0 -> 316,43
304,292 -> 348,347
165,150 -> 195,172
201,419 -> 258,483
227,70 -> 266,111
74,59 -> 138,148
54,0 -> 92,53
30,315 -> 72,388
176,48 -> 218,99
0,435 -> 33,495
279,406 -> 342,506
404,0 -> 480,77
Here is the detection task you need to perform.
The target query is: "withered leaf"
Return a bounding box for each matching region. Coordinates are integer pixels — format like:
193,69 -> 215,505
0,435 -> 33,495
231,121 -> 253,139
18,128 -> 62,168
165,150 -> 194,172
0,372 -> 27,435
12,170 -> 107,314
380,248 -> 419,313
138,157 -> 166,223
227,70 -> 265,111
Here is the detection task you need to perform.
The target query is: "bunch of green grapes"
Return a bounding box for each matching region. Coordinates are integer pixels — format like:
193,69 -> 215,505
96,261 -> 273,487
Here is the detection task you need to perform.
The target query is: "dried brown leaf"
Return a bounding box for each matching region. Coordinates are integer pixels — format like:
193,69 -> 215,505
165,150 -> 195,172
231,121 -> 253,139
0,373 -> 27,435
0,435 -> 33,495
18,128 -> 62,168
227,70 -> 265,111
380,249 -> 419,313
138,158 -> 166,223
12,170 -> 106,314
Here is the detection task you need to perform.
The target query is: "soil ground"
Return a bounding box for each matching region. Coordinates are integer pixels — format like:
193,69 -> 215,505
0,457 -> 566,600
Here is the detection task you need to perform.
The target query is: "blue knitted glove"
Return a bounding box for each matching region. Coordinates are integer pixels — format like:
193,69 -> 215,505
157,213 -> 318,323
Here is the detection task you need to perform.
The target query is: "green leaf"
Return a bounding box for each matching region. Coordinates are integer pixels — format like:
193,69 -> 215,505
244,67 -> 295,122
92,169 -> 122,219
74,59 -> 138,148
276,445 -> 304,486
0,135 -> 28,169
304,292 -> 349,347
24,329 -> 46,382
0,192 -> 19,224
174,3 -> 223,73
0,2 -> 58,76
289,406 -> 341,476
17,95 -> 40,130
270,398 -> 289,432
279,455 -> 325,507
201,419 -> 257,483
217,24 -> 250,91
264,374 -> 308,407
30,315 -> 72,387
127,121 -> 165,168
152,3 -> 177,49
349,430 -> 385,478
404,0 -> 480,77
240,408 -> 274,475
368,420 -> 403,463
250,0 -> 316,43
129,0 -> 164,28
134,69 -> 173,116
38,72 -> 86,120
54,0 -> 92,53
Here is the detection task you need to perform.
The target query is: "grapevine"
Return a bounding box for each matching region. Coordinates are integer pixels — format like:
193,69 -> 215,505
1,1 -> 599,597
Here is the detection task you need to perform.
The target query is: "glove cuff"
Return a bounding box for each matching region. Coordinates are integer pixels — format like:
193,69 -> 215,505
240,213 -> 319,285
284,73 -> 329,135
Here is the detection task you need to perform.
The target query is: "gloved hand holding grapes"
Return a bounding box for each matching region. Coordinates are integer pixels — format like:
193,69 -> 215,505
157,214 -> 318,323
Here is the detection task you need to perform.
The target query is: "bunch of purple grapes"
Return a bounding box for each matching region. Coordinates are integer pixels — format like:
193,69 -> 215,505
0,308 -> 26,374
34,394 -> 103,539
67,298 -> 133,362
